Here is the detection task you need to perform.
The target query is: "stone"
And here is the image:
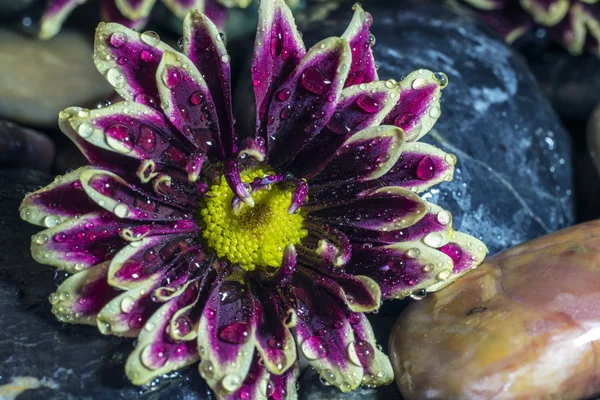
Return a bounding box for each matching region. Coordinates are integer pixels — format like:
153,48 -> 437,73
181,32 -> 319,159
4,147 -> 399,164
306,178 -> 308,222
0,120 -> 55,172
587,103 -> 600,177
0,29 -> 113,128
296,0 -> 575,256
0,169 -> 210,399
389,221 -> 600,400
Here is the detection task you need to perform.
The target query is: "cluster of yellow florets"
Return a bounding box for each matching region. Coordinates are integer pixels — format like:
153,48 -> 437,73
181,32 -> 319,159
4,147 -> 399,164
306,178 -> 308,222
200,168 -> 307,271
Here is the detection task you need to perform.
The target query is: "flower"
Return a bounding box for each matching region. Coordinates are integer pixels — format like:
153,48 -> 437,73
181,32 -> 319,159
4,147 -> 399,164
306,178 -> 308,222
20,1 -> 487,398
39,0 -> 237,40
461,0 -> 600,56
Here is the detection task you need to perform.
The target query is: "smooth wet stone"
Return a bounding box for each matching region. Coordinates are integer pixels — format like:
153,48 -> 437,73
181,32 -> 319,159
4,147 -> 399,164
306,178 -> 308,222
587,104 -> 600,176
0,169 -> 210,399
390,221 -> 600,400
0,120 -> 55,172
0,29 -> 113,127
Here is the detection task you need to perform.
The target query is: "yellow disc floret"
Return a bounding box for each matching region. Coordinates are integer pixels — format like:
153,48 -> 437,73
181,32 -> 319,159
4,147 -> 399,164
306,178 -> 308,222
200,168 -> 308,272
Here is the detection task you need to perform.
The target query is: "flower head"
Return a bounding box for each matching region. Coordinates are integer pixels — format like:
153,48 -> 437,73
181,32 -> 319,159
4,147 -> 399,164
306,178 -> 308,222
462,0 -> 600,56
21,1 -> 487,398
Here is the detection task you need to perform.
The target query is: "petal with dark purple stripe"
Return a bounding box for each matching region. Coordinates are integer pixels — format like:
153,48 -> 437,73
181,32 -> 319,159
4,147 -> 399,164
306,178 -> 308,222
183,10 -> 236,157
93,22 -> 176,102
253,0 -> 306,132
266,38 -> 351,166
341,4 -> 378,87
304,222 -> 352,267
344,242 -> 455,299
264,362 -> 299,400
30,212 -> 128,273
20,167 -> 100,227
50,262 -> 120,325
307,186 -> 426,232
223,353 -> 270,400
290,81 -> 401,179
291,283 -> 363,391
311,125 -> 404,184
346,312 -> 394,387
162,0 -> 205,19
125,290 -> 200,385
101,0 -> 149,31
475,3 -> 535,44
239,137 -> 267,162
156,50 -> 226,160
39,0 -> 86,40
197,277 -> 258,397
382,69 -> 444,142
253,283 -> 297,374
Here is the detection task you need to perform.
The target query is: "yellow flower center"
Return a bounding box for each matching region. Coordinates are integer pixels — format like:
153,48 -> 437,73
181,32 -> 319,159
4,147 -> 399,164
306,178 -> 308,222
200,168 -> 308,272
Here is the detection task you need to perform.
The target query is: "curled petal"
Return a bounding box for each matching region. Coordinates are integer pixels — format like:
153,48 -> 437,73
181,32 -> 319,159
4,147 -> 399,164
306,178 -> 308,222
183,10 -> 236,157
519,0 -> 570,26
262,244 -> 297,287
341,3 -> 378,87
266,362 -> 299,400
307,186 -> 427,232
288,179 -> 308,214
305,222 -> 352,266
382,69 -> 444,142
266,38 -> 351,166
224,159 -> 254,208
253,0 -> 306,131
20,167 -> 100,227
50,262 -> 119,324
39,0 -> 88,40
30,212 -> 128,273
239,137 -> 267,162
186,153 -> 207,183
101,0 -> 149,30
93,22 -> 176,102
125,291 -> 200,385
197,277 -> 258,397
162,0 -> 205,20
156,50 -> 226,160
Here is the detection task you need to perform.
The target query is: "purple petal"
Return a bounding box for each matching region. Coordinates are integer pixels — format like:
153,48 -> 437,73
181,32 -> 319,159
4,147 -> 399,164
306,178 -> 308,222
183,10 -> 236,157
252,283 -> 297,374
304,221 -> 352,266
261,244 -> 297,287
224,159 -> 254,207
39,0 -> 87,39
30,212 -> 129,274
60,103 -> 192,171
239,137 -> 267,162
93,22 -> 176,102
289,283 -> 364,391
310,125 -> 405,184
288,179 -> 308,215
289,81 -> 401,179
253,0 -> 306,133
20,167 -> 101,227
265,38 -> 351,167
223,353 -> 270,400
197,275 -> 258,396
114,0 -> 156,20
341,3 -> 378,87
381,70 -> 444,142
204,0 -> 228,30
155,50 -> 227,160
101,0 -> 149,30
125,288 -> 200,385
306,187 -> 427,232
162,0 -> 208,20
50,262 -> 120,324
265,362 -> 299,400
475,3 -> 535,44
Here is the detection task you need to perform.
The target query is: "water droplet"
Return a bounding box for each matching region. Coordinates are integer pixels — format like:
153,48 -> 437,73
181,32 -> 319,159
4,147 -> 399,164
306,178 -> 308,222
218,322 -> 250,344
105,125 -> 135,153
199,359 -> 215,378
34,234 -> 49,245
189,91 -> 205,106
368,33 -> 376,46
109,32 -> 128,48
221,54 -> 230,63
144,321 -> 156,331
221,373 -> 242,393
140,49 -> 155,63
385,78 -> 398,88
445,153 -> 457,166
163,69 -> 181,88
406,247 -> 420,258
300,67 -> 331,95
319,368 -> 335,386
416,156 -> 436,180
106,67 -> 126,89
78,122 -> 94,138
114,204 -> 129,218
436,210 -> 452,226
355,94 -> 380,113
141,343 -> 168,369
437,270 -> 452,281
423,232 -> 444,248
301,336 -> 328,360
412,78 -> 426,89
217,32 -> 226,42
120,296 -> 135,313
422,263 -> 434,273
49,293 -> 59,305
429,106 -> 441,118
348,340 -> 375,367
44,215 -> 60,228
410,288 -> 427,301
433,72 -> 448,89
140,30 -> 160,47
177,37 -> 184,49
277,88 -> 291,101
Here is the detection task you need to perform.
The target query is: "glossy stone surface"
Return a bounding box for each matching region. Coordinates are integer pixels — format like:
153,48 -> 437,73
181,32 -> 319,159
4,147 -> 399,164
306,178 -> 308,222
390,221 -> 600,400
0,121 -> 55,172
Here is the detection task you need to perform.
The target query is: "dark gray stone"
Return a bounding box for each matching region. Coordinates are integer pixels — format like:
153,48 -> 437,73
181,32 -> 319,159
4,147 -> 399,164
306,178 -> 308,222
0,169 -> 210,400
0,121 -> 55,172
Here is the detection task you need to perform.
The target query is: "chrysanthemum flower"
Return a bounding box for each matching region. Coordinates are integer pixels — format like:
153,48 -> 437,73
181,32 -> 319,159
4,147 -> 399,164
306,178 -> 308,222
39,0 -> 237,39
21,1 -> 487,397
462,0 -> 600,56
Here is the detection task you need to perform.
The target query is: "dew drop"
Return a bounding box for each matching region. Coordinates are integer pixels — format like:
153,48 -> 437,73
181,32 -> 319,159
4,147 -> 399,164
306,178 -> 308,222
140,30 -> 160,47
106,67 -> 126,89
120,296 -> 135,313
114,204 -> 130,218
189,91 -> 205,105
218,322 -> 250,344
109,32 -> 127,48
433,72 -> 448,89
412,78 -> 427,89
437,269 -> 452,281
144,321 -> 156,331
415,156 -> 436,180
422,263 -> 434,273
368,33 -> 376,46
436,210 -> 452,226
277,88 -> 291,101
221,373 -> 242,393
355,94 -> 380,113
445,153 -> 457,166
163,69 -> 181,88
105,124 -> 135,153
300,67 -> 331,95
410,288 -> 427,301
423,232 -> 444,248
406,247 -> 420,258
44,215 -> 60,228
34,234 -> 49,245
199,359 -> 215,378
140,343 -> 168,369
301,336 -> 328,360
429,106 -> 441,118
78,122 -> 95,138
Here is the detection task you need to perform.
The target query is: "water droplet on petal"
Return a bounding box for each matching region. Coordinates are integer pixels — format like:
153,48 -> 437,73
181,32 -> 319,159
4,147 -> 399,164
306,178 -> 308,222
78,122 -> 94,138
141,343 -> 168,369
300,67 -> 331,95
199,359 -> 215,378
437,269 -> 452,281
221,373 -> 242,393
416,156 -> 436,180
406,247 -> 421,258
218,322 -> 250,344
140,30 -> 160,47
436,210 -> 452,226
44,215 -> 60,228
423,232 -> 444,248
429,106 -> 441,118
445,153 -> 457,166
412,78 -> 426,89
109,32 -> 127,48
356,94 -> 380,113
433,72 -> 448,89
301,336 -> 328,360
105,125 -> 135,153
120,296 -> 135,313
106,67 -> 126,89
114,204 -> 129,218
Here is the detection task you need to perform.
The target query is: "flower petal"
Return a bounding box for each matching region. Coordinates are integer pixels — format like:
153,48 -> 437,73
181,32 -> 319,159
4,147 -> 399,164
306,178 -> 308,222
265,37 -> 351,167
39,0 -> 87,40
475,4 -> 535,44
253,0 -> 306,131
50,262 -> 120,324
162,0 -> 205,19
310,125 -> 404,184
382,69 -> 444,142
125,290 -> 200,385
114,0 -> 156,20
462,0 -> 506,10
290,283 -> 363,391
223,353 -> 270,400
347,312 -> 393,387
518,0 -> 570,26
20,167 -> 100,227
197,277 -> 258,396
204,0 -> 228,30
344,242 -> 455,299
341,3 -> 378,87
183,10 -> 236,157
156,50 -> 227,160
93,22 -> 177,102
265,362 -> 299,400
107,235 -> 195,289
30,212 -> 128,274
290,81 -> 401,179
101,0 -> 149,30
307,186 -> 427,232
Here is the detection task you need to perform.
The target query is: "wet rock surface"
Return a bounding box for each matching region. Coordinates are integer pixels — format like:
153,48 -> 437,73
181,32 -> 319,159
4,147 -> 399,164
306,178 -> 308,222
0,121 -> 55,172
0,29 -> 113,127
390,221 -> 600,400
298,1 -> 575,256
0,169 -> 210,399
